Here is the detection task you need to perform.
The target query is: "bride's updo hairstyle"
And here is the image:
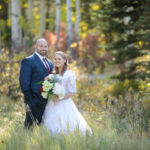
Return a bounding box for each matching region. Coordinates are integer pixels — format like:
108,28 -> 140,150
54,51 -> 69,75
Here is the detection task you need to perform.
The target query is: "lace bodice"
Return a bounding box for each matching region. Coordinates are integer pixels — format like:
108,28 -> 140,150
59,70 -> 76,94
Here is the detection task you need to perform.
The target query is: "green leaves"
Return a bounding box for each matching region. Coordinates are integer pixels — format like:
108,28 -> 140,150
48,94 -> 54,100
37,81 -> 43,85
99,0 -> 150,80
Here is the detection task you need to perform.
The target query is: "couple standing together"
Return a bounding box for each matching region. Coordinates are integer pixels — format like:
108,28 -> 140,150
19,38 -> 92,135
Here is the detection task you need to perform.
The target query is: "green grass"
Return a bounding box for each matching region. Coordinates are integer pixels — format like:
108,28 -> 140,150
0,95 -> 150,150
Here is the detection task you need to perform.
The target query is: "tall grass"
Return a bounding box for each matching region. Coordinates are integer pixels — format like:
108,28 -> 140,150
1,124 -> 150,150
0,96 -> 150,150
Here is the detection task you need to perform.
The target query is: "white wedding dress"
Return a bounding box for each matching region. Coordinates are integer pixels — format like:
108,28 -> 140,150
42,70 -> 92,135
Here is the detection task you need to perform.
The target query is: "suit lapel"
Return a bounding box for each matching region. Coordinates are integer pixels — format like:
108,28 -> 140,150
33,53 -> 48,75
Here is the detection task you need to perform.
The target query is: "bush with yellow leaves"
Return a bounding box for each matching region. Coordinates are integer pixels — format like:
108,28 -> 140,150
0,49 -> 26,100
102,79 -> 150,131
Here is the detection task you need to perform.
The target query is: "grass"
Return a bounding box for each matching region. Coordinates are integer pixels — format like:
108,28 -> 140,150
0,95 -> 150,150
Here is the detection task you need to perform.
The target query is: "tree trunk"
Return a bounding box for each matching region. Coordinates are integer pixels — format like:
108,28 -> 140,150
0,29 -> 1,50
66,0 -> 74,57
55,0 -> 61,50
11,0 -> 20,50
75,0 -> 81,42
45,0 -> 50,29
8,1 -> 11,19
27,0 -> 33,24
40,0 -> 46,36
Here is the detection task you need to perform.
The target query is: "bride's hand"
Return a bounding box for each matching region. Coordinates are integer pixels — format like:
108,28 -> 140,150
53,96 -> 59,103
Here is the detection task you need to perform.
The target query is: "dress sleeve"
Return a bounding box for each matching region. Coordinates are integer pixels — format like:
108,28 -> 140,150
67,70 -> 76,93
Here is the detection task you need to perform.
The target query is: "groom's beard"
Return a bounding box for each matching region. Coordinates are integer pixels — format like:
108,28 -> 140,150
39,50 -> 47,56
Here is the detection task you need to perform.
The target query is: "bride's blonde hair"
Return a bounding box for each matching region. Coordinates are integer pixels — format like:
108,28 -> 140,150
54,51 -> 69,75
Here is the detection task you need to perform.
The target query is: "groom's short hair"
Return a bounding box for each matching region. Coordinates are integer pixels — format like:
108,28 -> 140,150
36,38 -> 48,45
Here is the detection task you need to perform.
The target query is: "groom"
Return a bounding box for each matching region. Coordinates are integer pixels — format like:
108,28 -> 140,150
19,38 -> 53,127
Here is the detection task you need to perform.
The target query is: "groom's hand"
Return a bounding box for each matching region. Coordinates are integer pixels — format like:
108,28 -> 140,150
44,76 -> 49,80
44,74 -> 51,81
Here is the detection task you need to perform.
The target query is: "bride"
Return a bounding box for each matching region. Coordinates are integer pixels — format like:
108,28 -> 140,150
42,51 -> 92,135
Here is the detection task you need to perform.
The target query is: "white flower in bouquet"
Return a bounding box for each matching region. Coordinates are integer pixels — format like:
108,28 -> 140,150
42,80 -> 53,92
41,92 -> 48,99
53,83 -> 65,99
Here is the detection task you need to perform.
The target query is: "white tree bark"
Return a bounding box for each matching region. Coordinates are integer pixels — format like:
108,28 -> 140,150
75,0 -> 81,42
40,0 -> 46,35
66,0 -> 74,57
55,0 -> 61,49
17,0 -> 22,48
11,0 -> 20,49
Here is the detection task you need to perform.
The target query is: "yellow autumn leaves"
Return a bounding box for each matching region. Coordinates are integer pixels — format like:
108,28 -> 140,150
135,54 -> 150,63
0,50 -> 26,97
91,4 -> 100,11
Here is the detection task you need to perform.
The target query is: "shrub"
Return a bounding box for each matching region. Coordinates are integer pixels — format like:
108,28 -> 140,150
0,49 -> 26,100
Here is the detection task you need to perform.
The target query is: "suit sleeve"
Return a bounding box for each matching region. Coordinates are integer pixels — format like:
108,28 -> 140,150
19,58 -> 33,105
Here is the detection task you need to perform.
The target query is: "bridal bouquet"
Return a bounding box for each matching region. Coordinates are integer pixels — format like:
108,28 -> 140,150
39,74 -> 65,100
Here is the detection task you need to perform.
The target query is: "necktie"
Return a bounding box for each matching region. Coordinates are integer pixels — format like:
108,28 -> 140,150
43,58 -> 50,74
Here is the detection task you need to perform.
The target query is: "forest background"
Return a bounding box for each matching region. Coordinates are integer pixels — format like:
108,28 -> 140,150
0,0 -> 150,149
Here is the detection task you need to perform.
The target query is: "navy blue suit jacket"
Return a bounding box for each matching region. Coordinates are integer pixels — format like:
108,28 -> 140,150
19,53 -> 53,126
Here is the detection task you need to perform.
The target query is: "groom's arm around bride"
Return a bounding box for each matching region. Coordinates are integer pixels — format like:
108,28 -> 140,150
19,38 -> 53,128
